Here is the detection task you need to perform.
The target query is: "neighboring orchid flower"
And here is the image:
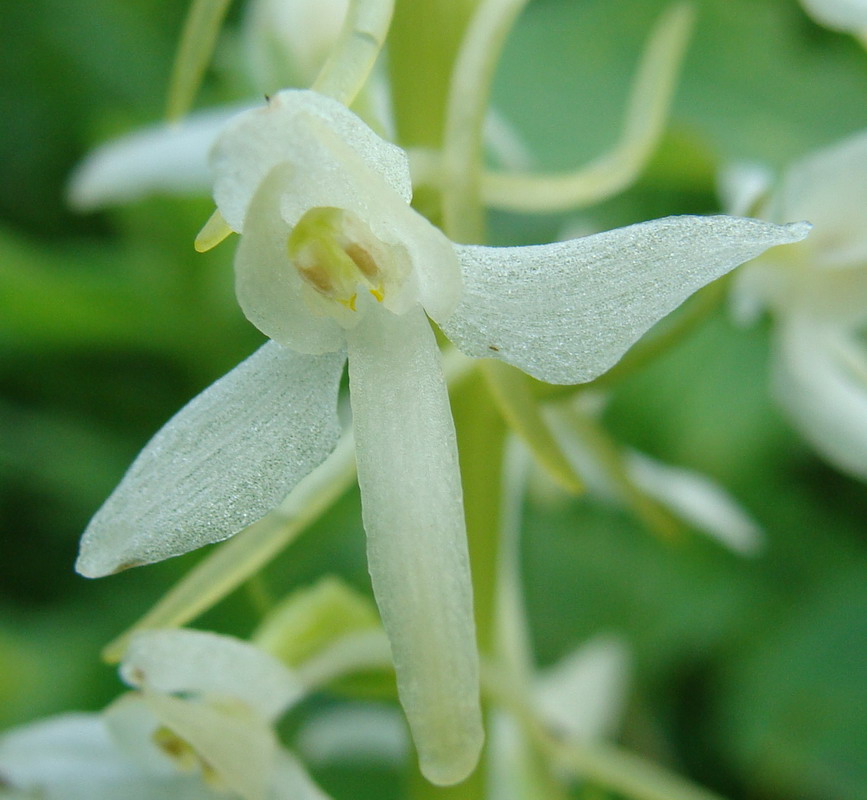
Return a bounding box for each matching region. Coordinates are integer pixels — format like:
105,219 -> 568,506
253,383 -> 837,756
487,636 -> 631,800
544,401 -> 764,555
76,89 -> 807,785
244,0 -> 349,93
800,0 -> 867,35
722,130 -> 867,479
0,629 -> 328,800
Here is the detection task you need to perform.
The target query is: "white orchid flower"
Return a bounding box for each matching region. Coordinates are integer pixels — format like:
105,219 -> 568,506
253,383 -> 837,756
244,0 -> 349,93
76,88 -> 807,785
543,401 -> 764,555
800,0 -> 867,35
0,629 -> 328,800
724,130 -> 867,479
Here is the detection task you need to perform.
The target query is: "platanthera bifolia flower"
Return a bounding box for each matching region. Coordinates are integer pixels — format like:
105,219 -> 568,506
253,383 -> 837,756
0,629 -> 328,800
76,89 -> 808,785
724,131 -> 867,479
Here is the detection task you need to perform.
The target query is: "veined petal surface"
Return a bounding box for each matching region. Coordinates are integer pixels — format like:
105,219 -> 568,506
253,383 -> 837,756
211,89 -> 411,231
76,342 -> 345,578
773,318 -> 867,479
120,629 -> 303,721
443,215 -> 810,384
345,304 -> 483,786
68,105 -> 250,211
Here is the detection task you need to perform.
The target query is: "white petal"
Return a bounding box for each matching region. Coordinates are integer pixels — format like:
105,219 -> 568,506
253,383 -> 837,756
773,318 -> 867,479
67,105 -> 250,211
76,342 -> 345,578
486,712 -> 544,800
0,714 -> 134,783
0,713 -> 218,800
533,636 -> 631,742
443,215 -> 810,384
242,0 -> 348,92
800,0 -> 867,31
234,163 -> 347,354
774,129 -> 867,268
140,691 -> 277,800
718,161 -> 773,218
211,89 -> 412,231
625,452 -> 764,556
267,749 -> 333,800
295,705 -> 408,767
345,305 -> 483,786
120,629 -> 303,721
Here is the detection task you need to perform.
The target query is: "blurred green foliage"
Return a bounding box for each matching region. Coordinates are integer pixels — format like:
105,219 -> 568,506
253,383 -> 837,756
0,0 -> 865,798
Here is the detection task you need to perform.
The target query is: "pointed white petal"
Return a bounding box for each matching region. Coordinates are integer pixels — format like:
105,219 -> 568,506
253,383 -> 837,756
773,318 -> 867,480
211,89 -> 411,231
345,305 -> 483,786
120,629 -> 303,721
625,452 -> 764,556
775,129 -> 867,268
800,0 -> 867,31
67,105 -> 250,211
76,342 -> 345,577
533,636 -> 631,742
443,215 -> 810,384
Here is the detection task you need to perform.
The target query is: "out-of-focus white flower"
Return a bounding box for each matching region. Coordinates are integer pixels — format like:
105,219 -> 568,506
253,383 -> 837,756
800,0 -> 867,34
724,131 -> 867,479
75,89 -> 806,785
0,629 -> 328,800
488,633 -> 631,800
543,402 -> 764,555
244,0 -> 349,93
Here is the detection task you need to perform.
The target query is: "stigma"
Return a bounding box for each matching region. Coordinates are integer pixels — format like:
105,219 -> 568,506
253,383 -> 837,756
288,207 -> 389,312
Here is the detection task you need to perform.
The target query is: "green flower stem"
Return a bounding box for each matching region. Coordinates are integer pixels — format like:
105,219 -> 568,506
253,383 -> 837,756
441,0 -> 531,243
165,0 -> 233,121
555,403 -> 682,540
388,0 -> 481,149
312,0 -> 395,106
451,369 -> 507,656
482,663 -> 728,800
